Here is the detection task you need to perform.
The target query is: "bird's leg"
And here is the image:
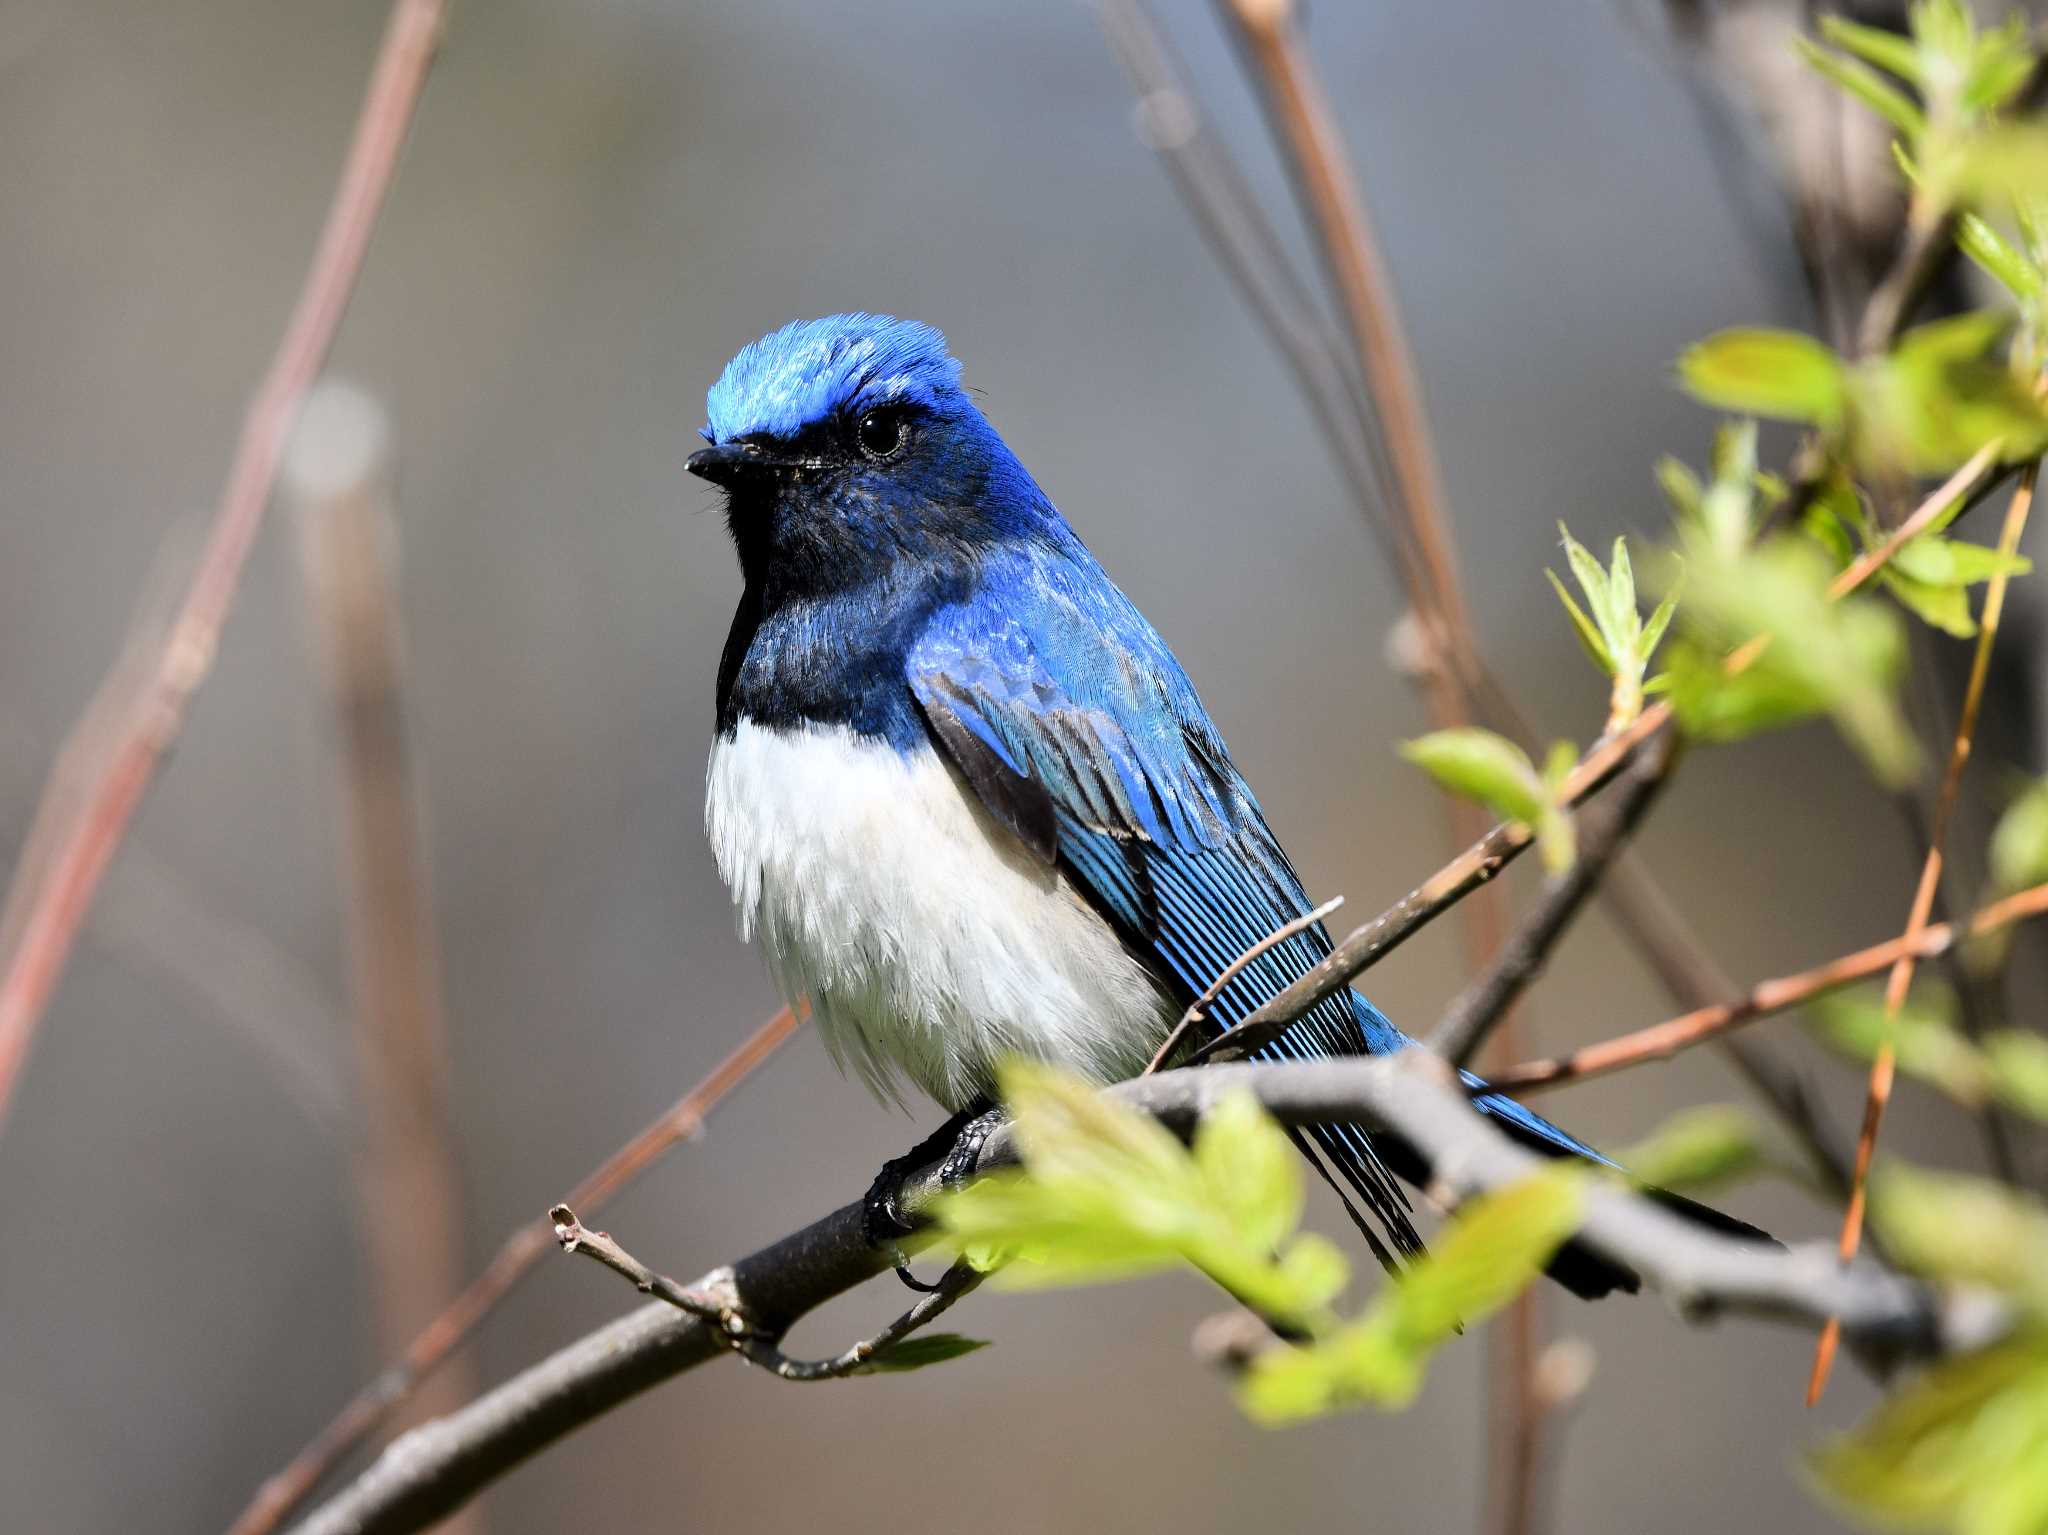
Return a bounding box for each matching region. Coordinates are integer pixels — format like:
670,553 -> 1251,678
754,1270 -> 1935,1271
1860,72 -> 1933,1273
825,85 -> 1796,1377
863,1097 -> 1005,1292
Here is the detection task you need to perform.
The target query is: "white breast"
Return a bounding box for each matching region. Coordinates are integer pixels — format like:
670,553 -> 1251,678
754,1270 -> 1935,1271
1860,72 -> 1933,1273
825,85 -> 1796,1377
705,718 -> 1174,1111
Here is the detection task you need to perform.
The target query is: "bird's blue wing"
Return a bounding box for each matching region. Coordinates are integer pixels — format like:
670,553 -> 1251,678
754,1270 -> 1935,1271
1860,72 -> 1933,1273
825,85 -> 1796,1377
906,548 -> 1430,1263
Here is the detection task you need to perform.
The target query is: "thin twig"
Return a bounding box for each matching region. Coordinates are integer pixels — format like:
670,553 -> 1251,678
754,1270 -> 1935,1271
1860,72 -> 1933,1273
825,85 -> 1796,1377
1856,208 -> 1955,358
223,1004 -> 802,1535
287,383 -> 480,1480
552,1206 -> 984,1382
1826,441 -> 2005,600
1493,880 -> 2048,1093
285,1053 -> 1983,1535
1807,463 -> 2039,1406
1146,895 -> 1344,1073
0,0 -> 449,1134
1427,727 -> 1679,1069
1198,707 -> 1672,1067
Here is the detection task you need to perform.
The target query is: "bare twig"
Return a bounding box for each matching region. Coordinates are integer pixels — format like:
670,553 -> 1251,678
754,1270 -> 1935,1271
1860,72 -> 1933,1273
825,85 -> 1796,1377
285,1053 -> 1982,1535
223,1004 -> 802,1535
1197,708 -> 1673,1068
552,1206 -> 984,1382
1146,895 -> 1344,1073
287,384 -> 480,1485
1493,880 -> 2048,1094
1826,441 -> 2005,600
0,0 -> 449,1133
1427,728 -> 1679,1070
1808,463 -> 2039,1406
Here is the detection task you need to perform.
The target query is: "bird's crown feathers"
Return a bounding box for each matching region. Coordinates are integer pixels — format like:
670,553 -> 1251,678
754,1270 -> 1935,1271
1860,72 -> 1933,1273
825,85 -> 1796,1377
702,313 -> 962,445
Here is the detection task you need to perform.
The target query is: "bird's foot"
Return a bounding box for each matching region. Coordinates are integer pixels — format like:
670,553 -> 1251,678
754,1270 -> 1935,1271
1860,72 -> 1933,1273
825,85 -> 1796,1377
862,1100 -> 1005,1293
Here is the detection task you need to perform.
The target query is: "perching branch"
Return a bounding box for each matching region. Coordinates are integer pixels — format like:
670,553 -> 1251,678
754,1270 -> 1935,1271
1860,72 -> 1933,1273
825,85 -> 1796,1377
223,1005 -> 801,1535
286,1052 -> 1986,1535
0,0 -> 449,1136
552,1206 -> 984,1382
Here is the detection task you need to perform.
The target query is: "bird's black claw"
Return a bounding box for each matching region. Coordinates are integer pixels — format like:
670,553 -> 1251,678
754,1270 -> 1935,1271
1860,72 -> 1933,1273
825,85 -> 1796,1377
863,1100 -> 1005,1292
937,1105 -> 1007,1189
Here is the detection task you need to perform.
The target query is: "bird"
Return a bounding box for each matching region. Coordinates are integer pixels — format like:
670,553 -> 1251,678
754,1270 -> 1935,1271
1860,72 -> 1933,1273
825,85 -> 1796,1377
688,312 -> 1766,1298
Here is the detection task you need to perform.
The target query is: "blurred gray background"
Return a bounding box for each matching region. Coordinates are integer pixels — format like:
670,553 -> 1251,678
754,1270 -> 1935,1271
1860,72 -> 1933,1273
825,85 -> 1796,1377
1,1 -> 2033,1531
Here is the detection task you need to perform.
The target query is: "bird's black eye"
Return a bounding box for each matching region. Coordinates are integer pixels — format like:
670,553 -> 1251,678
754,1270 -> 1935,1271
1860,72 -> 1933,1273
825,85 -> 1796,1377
855,408 -> 907,462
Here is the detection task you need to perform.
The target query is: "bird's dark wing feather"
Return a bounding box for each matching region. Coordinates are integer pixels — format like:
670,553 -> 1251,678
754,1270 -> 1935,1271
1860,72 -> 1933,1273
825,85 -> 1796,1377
906,550 -> 1426,1264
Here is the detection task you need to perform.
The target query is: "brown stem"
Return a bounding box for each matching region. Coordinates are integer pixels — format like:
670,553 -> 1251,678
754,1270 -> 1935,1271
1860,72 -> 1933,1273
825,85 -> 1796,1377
1493,880 -> 2048,1093
222,1004 -> 801,1535
1807,463 -> 2040,1406
0,0 -> 449,1133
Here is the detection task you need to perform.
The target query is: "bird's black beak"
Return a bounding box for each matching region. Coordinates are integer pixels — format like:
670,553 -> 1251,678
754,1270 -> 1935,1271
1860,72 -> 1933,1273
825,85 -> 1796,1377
687,440 -> 792,488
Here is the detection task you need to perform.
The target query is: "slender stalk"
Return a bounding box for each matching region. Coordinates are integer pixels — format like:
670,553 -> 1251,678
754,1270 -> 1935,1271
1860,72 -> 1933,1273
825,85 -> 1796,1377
223,1005 -> 802,1535
1493,881 -> 2048,1093
0,0 -> 450,1133
1807,464 -> 2039,1406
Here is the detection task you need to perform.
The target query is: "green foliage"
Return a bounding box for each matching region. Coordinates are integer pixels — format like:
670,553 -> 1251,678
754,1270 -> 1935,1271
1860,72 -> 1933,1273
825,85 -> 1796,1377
1991,779 -> 2048,891
1810,981 -> 2048,1126
1801,0 -> 2043,215
935,1062 -> 1584,1429
1546,525 -> 1675,730
1801,455 -> 2024,638
1612,1104 -> 1766,1194
1810,1332 -> 2048,1535
1811,982 -> 1990,1103
1986,1032 -> 2048,1121
1676,329 -> 1846,428
1870,1161 -> 2048,1313
934,1063 -> 1348,1327
1853,312 -> 2048,475
865,1334 -> 991,1372
1237,1167 -> 1586,1422
1662,532 -> 1919,785
1677,315 -> 2048,478
1400,729 -> 1577,873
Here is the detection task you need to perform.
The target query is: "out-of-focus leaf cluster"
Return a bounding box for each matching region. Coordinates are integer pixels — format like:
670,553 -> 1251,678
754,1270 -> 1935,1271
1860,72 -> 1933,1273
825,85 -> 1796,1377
1810,981 -> 2048,1124
931,1060 -> 1589,1422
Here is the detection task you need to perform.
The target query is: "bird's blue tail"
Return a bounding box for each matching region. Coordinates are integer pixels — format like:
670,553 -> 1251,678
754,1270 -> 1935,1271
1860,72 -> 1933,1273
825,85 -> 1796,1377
1285,992 -> 1772,1301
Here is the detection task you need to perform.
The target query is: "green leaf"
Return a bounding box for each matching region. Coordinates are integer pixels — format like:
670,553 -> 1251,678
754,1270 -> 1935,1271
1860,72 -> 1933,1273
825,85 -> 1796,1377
1851,309 -> 2048,476
1655,456 -> 1703,519
1880,567 -> 1979,637
866,1333 -> 992,1372
1949,124 -> 2048,206
1869,1161 -> 2048,1312
1238,1168 -> 1586,1423
1890,535 -> 2031,587
1640,588 -> 1679,663
1400,729 -> 1545,824
1535,804 -> 1577,877
1810,983 -> 1991,1104
1818,14 -> 1923,84
1665,534 -> 1919,784
1677,327 -> 1849,426
1613,1105 -> 1765,1193
1193,1088 -> 1303,1256
1796,36 -> 1929,140
933,1061 -> 1347,1328
1992,780 -> 2048,892
1986,1032 -> 2048,1123
1958,212 -> 2045,303
1546,567 -> 1612,672
1810,1332 -> 2048,1534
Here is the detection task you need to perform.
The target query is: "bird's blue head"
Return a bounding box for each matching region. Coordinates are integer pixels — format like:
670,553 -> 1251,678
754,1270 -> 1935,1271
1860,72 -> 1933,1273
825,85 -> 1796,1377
688,314 -> 1058,596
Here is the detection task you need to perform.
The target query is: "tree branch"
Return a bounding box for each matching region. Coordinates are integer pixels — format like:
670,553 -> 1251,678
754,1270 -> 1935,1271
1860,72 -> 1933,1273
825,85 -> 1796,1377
1427,727 -> 1679,1069
1492,879 -> 2048,1094
224,1005 -> 800,1535
285,1053 -> 1993,1535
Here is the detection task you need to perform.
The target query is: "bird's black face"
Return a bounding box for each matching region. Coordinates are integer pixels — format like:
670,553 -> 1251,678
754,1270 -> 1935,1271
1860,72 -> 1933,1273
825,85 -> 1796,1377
689,398 -> 1000,601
